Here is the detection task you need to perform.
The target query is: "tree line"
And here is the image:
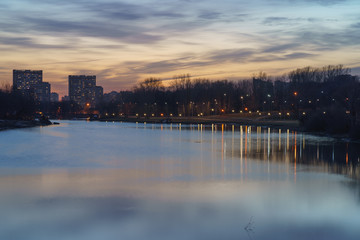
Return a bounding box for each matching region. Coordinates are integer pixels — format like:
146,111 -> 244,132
0,84 -> 36,120
94,64 -> 360,138
96,65 -> 359,117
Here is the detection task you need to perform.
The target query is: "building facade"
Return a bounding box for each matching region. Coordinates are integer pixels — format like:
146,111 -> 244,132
68,75 -> 103,107
50,92 -> 59,102
13,70 -> 42,91
91,86 -> 103,106
33,82 -> 51,102
13,70 -> 50,102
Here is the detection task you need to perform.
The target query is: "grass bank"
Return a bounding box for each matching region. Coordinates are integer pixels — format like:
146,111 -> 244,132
98,113 -> 301,130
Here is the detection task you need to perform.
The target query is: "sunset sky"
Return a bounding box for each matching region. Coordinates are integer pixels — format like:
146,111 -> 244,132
1,0 -> 360,97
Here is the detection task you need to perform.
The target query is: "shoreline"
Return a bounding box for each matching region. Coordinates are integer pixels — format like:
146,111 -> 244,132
97,115 -> 301,130
4,116 -> 357,143
95,115 -> 358,142
0,119 -> 53,131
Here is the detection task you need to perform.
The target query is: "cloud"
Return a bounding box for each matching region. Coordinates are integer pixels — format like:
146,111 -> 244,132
283,52 -> 315,59
16,17 -> 163,44
0,36 -> 71,49
262,43 -> 300,53
295,26 -> 360,49
351,22 -> 360,29
113,47 -> 317,81
1,0 -> 359,93
205,49 -> 255,63
1,0 -> 245,42
258,17 -> 360,53
198,11 -> 222,20
0,1 -> 189,46
122,57 -> 204,75
81,1 -> 186,21
300,0 -> 348,5
118,49 -> 256,77
204,47 -> 317,64
250,52 -> 316,63
262,17 -> 321,26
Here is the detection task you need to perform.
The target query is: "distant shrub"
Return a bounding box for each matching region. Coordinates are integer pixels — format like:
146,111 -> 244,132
304,105 -> 351,134
325,106 -> 351,134
0,90 -> 36,120
303,111 -> 327,132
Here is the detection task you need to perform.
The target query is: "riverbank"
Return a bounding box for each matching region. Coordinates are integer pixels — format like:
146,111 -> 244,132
98,114 -> 302,130
96,114 -> 359,141
0,119 -> 53,131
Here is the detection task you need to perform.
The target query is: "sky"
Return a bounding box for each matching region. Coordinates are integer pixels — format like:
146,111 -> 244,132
0,0 -> 360,97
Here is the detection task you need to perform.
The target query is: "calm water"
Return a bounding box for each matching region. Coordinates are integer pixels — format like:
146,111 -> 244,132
0,120 -> 359,240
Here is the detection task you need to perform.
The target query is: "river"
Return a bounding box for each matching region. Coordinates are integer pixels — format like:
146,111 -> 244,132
0,120 -> 359,240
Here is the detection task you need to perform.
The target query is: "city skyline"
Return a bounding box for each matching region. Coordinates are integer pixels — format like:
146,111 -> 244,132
1,0 -> 360,97
11,70 -> 105,103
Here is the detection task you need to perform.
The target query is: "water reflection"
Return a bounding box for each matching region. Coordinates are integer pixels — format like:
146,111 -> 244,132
0,168 -> 359,240
204,123 -> 360,181
0,121 -> 359,240
137,122 -> 360,181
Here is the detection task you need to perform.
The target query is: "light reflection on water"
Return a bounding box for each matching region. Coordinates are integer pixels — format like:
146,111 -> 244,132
0,120 -> 360,240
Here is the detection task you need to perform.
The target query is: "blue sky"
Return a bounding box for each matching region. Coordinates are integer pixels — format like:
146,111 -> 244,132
1,0 -> 359,96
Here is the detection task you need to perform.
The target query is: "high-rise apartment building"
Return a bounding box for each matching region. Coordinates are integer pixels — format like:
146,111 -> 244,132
89,86 -> 103,106
13,70 -> 42,91
34,82 -> 51,102
50,92 -> 59,102
68,75 -> 103,107
13,70 -> 50,102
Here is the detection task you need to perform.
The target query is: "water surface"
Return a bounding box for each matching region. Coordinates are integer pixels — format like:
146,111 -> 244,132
0,121 -> 359,240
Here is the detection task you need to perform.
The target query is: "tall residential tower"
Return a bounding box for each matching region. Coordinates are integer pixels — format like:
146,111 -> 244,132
13,70 -> 50,102
68,75 -> 103,107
